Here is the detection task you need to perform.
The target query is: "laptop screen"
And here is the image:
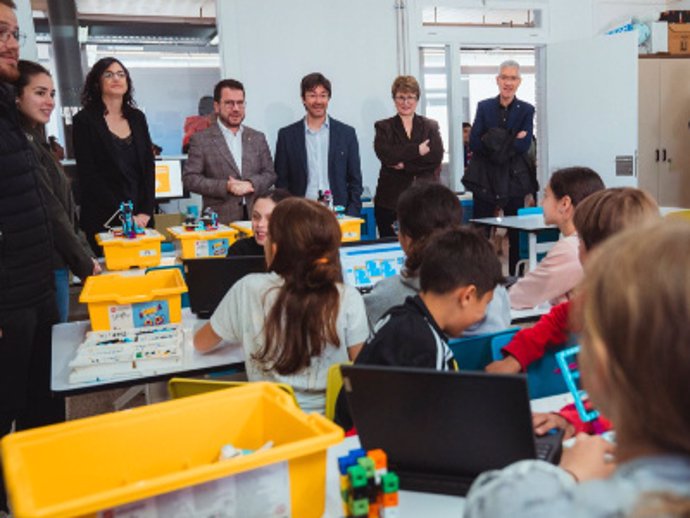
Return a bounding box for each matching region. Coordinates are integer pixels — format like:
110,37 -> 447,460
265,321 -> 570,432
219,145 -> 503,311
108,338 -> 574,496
183,256 -> 266,318
341,365 -> 538,481
339,240 -> 406,291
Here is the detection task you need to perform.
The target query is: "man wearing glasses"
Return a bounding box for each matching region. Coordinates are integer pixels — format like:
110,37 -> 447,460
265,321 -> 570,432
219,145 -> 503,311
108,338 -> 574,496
274,72 -> 363,217
0,1 -> 64,513
463,60 -> 537,275
183,79 -> 276,223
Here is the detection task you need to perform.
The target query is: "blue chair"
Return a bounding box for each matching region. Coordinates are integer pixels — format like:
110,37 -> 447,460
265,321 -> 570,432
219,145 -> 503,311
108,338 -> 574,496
145,264 -> 190,308
448,327 -> 521,371
359,204 -> 377,241
491,331 -> 569,399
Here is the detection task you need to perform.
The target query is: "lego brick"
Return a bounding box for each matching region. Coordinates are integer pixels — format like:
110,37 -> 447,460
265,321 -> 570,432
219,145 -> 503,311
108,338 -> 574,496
367,448 -> 388,470
381,472 -> 399,493
382,491 -> 399,507
348,465 -> 368,488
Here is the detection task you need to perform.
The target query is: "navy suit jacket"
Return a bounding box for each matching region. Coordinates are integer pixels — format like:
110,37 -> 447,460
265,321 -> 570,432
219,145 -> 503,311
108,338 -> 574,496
469,96 -> 534,157
274,117 -> 363,216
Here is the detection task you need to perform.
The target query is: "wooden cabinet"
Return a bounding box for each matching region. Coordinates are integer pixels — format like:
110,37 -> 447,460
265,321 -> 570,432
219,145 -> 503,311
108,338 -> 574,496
638,58 -> 690,206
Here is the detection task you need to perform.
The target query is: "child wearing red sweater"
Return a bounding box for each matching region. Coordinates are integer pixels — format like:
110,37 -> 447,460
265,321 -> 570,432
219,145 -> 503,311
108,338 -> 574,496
486,187 -> 660,434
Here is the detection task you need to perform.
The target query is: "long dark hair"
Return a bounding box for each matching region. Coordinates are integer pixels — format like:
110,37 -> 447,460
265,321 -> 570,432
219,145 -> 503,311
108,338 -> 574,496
80,57 -> 136,114
253,198 -> 343,375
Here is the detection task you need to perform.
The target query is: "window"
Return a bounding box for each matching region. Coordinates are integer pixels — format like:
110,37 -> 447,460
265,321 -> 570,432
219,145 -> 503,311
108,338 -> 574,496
420,47 -> 450,164
422,7 -> 540,28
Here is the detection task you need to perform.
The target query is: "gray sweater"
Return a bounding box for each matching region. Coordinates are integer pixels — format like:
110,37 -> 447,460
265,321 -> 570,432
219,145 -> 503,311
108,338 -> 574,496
464,455 -> 690,518
363,274 -> 511,336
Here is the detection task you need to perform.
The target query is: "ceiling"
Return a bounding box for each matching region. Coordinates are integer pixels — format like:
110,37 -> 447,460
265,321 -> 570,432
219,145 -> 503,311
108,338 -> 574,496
31,0 -> 217,46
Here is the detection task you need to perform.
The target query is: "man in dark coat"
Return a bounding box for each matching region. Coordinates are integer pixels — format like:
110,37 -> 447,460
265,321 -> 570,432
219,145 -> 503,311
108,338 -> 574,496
463,60 -> 537,275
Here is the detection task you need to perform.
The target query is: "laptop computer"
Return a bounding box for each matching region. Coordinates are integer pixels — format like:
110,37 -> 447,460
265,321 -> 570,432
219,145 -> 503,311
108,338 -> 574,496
340,365 -> 563,496
339,238 -> 406,294
183,256 -> 266,318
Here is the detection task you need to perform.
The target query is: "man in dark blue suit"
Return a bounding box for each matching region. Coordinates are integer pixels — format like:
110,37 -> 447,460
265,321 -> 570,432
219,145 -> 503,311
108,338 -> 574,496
465,60 -> 536,275
275,73 -> 363,217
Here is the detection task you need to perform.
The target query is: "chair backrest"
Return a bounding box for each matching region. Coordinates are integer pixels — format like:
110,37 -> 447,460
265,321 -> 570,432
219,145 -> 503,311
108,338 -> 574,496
145,264 -> 190,308
167,378 -> 299,408
325,362 -> 351,421
448,327 -> 521,371
517,206 -> 543,216
491,332 -> 569,399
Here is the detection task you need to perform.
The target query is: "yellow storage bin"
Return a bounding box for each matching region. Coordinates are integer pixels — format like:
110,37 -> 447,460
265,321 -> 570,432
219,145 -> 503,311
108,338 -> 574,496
95,229 -> 164,270
167,224 -> 238,259
338,215 -> 365,242
1,383 -> 344,518
79,269 -> 187,331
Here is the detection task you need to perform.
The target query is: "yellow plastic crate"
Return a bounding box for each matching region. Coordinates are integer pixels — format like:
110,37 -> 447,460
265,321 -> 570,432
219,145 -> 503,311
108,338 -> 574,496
167,225 -> 238,259
339,216 -> 365,242
95,230 -> 164,270
229,217 -> 364,242
1,383 -> 344,518
79,269 -> 187,331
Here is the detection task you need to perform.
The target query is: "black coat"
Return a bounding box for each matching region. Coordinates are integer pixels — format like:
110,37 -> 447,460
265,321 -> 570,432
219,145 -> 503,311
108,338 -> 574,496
373,114 -> 444,210
0,83 -> 54,310
462,127 -> 537,207
73,105 -> 155,247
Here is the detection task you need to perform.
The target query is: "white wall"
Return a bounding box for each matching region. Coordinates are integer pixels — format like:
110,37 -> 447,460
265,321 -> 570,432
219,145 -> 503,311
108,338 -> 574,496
216,0 -> 399,194
216,0 -> 669,195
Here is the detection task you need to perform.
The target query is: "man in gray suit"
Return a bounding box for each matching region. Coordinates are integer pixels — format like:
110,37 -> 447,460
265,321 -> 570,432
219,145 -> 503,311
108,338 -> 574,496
183,79 -> 276,223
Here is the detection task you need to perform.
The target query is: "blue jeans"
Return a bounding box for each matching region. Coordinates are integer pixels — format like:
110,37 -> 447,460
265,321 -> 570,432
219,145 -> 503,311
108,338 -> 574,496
54,268 -> 70,323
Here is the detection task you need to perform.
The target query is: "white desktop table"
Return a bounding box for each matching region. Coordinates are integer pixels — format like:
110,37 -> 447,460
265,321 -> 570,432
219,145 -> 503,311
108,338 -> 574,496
322,392 -> 574,517
51,309 -> 245,395
470,215 -> 556,272
510,302 -> 552,323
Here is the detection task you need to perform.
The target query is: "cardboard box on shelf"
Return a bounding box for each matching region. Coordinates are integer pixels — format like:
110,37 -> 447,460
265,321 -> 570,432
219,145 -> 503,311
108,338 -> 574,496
668,23 -> 690,54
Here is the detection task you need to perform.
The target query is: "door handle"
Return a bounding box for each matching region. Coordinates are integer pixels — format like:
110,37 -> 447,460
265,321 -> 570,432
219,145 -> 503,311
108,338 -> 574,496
662,149 -> 667,161
656,149 -> 660,162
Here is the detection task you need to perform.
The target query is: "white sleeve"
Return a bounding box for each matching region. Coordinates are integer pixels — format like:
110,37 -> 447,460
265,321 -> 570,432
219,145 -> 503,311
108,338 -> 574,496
342,286 -> 371,347
209,278 -> 245,344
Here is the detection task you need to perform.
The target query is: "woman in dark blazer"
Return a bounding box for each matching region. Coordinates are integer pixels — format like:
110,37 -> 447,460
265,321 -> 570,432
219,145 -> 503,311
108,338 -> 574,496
373,75 -> 444,237
73,57 -> 155,254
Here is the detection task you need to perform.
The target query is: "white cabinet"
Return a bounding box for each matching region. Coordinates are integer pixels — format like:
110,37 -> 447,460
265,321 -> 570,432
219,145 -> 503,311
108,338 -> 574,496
638,58 -> 690,206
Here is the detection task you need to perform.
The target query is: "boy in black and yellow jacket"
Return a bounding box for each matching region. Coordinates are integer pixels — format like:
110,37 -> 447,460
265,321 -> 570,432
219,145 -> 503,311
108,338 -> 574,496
336,228 -> 504,428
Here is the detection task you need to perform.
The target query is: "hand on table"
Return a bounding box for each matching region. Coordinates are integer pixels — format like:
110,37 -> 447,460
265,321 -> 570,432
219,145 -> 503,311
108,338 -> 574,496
560,433 -> 616,483
533,412 -> 576,439
485,355 -> 521,374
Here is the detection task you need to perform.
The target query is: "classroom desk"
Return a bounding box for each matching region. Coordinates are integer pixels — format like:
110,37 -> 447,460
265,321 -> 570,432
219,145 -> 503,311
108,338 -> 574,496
660,206 -> 689,217
470,215 -> 556,272
51,309 -> 245,396
510,302 -> 552,323
322,392 -> 574,517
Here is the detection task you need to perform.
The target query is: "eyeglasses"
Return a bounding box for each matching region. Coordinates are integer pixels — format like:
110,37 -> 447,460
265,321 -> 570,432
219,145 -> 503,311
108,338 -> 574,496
391,221 -> 400,235
102,71 -> 127,80
0,27 -> 26,46
305,92 -> 329,101
394,95 -> 417,103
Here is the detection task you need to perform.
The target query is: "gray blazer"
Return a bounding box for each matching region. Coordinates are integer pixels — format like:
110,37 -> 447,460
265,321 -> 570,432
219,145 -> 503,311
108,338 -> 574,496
182,122 -> 277,223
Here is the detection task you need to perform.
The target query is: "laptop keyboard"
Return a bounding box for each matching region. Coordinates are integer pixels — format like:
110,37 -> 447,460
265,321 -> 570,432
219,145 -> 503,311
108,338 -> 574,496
397,469 -> 474,497
536,442 -> 553,460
